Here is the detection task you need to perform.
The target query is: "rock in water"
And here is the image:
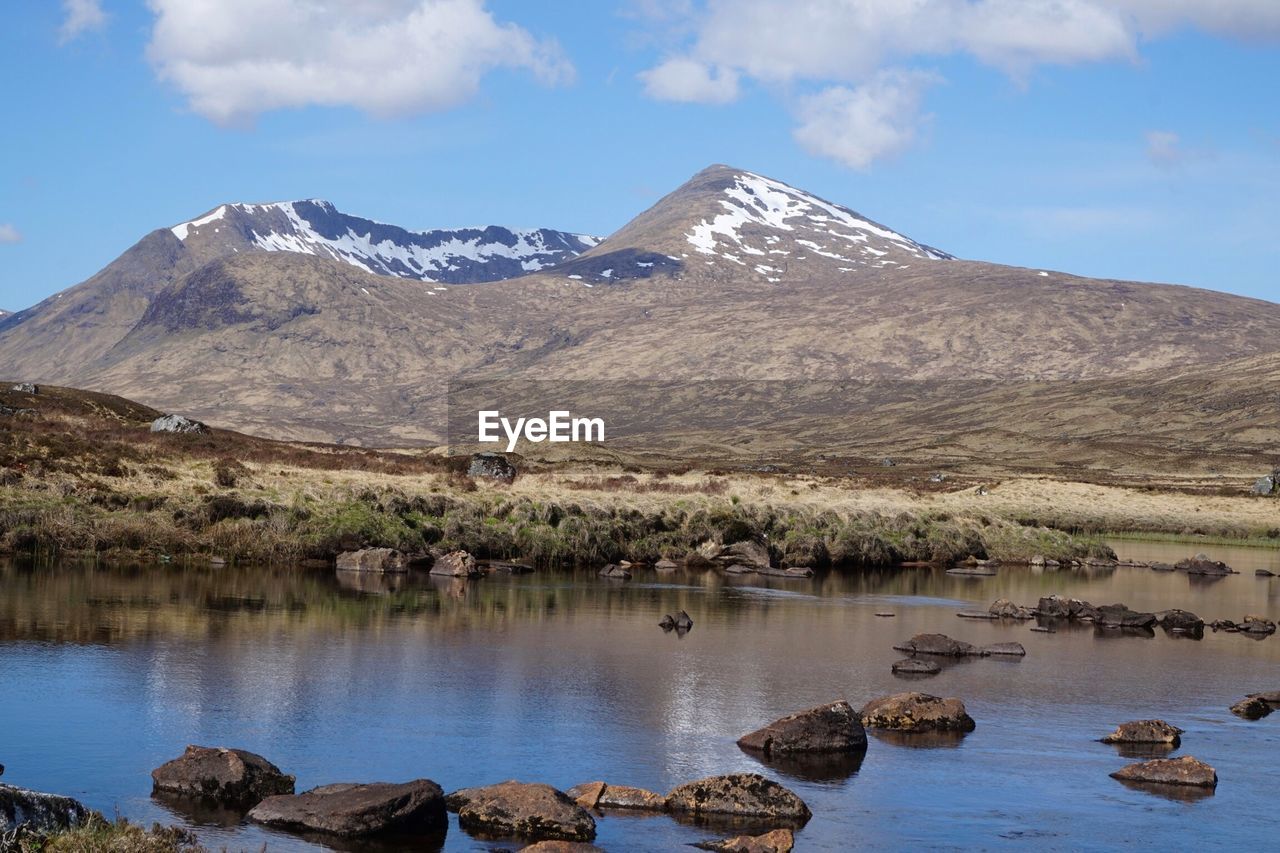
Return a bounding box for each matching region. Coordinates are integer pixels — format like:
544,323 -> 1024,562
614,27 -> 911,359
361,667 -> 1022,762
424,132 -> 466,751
0,784 -> 91,835
1101,720 -> 1184,745
892,658 -> 941,676
1094,604 -> 1157,629
1156,610 -> 1204,633
694,828 -> 795,852
150,414 -> 209,434
1109,756 -> 1217,788
665,774 -> 810,824
737,700 -> 867,755
151,745 -> 295,805
1174,555 -> 1235,575
674,610 -> 694,631
1230,692 -> 1279,719
598,564 -> 632,580
892,633 -> 983,657
522,843 -> 605,853
981,642 -> 1026,656
859,692 -> 976,733
335,548 -> 408,573
719,540 -> 772,569
1035,595 -> 1099,620
655,559 -> 679,571
429,550 -> 480,577
989,598 -> 1033,619
448,781 -> 595,842
565,781 -> 665,812
248,780 -> 446,838
467,452 -> 517,483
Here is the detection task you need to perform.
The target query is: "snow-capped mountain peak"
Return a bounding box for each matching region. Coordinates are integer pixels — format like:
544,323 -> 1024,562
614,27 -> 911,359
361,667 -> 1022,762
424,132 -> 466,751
169,200 -> 599,284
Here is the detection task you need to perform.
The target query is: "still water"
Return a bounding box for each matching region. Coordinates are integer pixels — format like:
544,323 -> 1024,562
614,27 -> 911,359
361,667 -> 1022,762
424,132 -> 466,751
2,540 -> 1279,851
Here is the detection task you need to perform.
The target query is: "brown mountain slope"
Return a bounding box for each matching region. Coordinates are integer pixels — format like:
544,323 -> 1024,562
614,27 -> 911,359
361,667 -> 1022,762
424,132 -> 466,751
2,165 -> 1279,447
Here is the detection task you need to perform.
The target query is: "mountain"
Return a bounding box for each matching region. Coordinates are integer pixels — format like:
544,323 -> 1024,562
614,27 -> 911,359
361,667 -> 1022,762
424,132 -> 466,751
2,164 -> 1279,453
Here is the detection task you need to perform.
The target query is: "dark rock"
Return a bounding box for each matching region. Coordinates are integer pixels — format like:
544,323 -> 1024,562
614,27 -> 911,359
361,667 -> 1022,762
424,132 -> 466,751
429,550 -> 480,577
880,457 -> 896,467
957,610 -> 998,619
150,414 -> 209,434
989,598 -> 1033,619
448,781 -> 595,842
1029,626 -> 1054,633
1149,562 -> 1177,572
946,565 -> 996,576
1102,720 -> 1183,745
565,781 -> 665,812
1156,609 -> 1204,632
720,540 -> 772,570
248,779 -> 445,838
891,658 -> 940,676
675,610 -> 693,631
1174,555 -> 1235,575
1094,604 -> 1157,629
737,700 -> 867,756
151,745 -> 294,806
893,633 -> 983,657
598,564 -> 632,580
874,611 -> 895,617
335,548 -> 407,573
1035,595 -> 1099,620
665,774 -> 810,825
1110,756 -> 1216,788
981,642 -> 1026,656
859,692 -> 976,732
1238,616 -> 1276,635
0,784 -> 91,835
1256,569 -> 1276,577
1230,692 -> 1279,719
467,452 -> 517,482
694,828 -> 795,852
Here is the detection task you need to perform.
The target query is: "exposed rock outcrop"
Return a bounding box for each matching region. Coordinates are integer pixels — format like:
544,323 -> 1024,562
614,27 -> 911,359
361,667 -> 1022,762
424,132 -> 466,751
859,692 -> 976,732
737,701 -> 867,755
151,745 -> 295,805
150,414 -> 208,434
467,452 -> 517,482
1101,720 -> 1183,745
248,779 -> 446,837
0,784 -> 91,835
893,633 -> 982,657
429,550 -> 481,577
1109,756 -> 1217,788
335,548 -> 408,573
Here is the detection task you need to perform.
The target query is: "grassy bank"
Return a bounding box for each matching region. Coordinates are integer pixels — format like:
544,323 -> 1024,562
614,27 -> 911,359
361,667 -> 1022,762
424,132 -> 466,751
10,816 -> 203,853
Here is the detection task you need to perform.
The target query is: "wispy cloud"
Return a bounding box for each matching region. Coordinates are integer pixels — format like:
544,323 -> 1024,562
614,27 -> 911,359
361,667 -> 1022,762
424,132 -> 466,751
59,0 -> 107,44
0,224 -> 22,244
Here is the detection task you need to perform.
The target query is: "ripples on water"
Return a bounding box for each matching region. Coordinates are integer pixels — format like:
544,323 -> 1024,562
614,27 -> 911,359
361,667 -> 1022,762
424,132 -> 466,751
1,539 -> 1278,850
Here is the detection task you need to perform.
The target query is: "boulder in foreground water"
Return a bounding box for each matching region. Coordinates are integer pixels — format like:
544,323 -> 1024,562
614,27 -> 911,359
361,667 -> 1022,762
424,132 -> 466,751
248,780 -> 446,838
152,745 -> 295,806
0,784 -> 91,835
447,781 -> 596,842
1101,720 -> 1184,745
859,692 -> 976,733
1110,756 -> 1217,788
665,774 -> 811,824
566,781 -> 666,811
429,550 -> 481,577
694,828 -> 795,852
737,700 -> 867,756
893,633 -> 983,657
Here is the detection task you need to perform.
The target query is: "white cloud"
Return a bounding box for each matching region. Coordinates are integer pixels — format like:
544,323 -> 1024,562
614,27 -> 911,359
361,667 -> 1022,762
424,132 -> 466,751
793,72 -> 938,170
639,58 -> 738,103
637,0 -> 1280,167
145,0 -> 574,126
1145,130 -> 1182,168
59,0 -> 107,44
0,224 -> 21,244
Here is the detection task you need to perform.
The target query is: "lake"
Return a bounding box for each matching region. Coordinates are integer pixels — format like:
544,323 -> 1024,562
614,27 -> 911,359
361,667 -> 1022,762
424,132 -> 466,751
2,539 -> 1278,850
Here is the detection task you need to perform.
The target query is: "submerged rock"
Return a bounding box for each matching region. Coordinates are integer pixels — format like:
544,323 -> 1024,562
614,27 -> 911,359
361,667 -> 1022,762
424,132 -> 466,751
892,658 -> 940,676
693,828 -> 795,853
1101,720 -> 1183,746
981,642 -> 1026,657
566,781 -> 665,812
665,774 -> 810,824
335,548 -> 408,574
151,745 -> 295,806
737,700 -> 867,756
248,780 -> 446,837
448,781 -> 595,842
859,692 -> 976,732
1110,756 -> 1217,788
893,633 -> 983,657
429,550 -> 481,577
0,784 -> 91,835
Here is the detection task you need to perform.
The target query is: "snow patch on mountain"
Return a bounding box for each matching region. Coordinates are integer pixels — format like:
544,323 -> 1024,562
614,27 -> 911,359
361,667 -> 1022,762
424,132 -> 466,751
688,171 -> 951,271
170,200 -> 599,284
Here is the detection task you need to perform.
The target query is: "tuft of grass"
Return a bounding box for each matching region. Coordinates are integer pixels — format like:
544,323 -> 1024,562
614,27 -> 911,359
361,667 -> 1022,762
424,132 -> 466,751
13,814 -> 205,853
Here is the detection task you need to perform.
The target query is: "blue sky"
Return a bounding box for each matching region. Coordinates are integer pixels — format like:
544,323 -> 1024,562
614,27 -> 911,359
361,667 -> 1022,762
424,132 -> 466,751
2,0 -> 1278,311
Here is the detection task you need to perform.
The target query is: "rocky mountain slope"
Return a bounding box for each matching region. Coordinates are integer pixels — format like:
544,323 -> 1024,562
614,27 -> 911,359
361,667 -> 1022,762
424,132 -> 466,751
2,164 -> 1279,452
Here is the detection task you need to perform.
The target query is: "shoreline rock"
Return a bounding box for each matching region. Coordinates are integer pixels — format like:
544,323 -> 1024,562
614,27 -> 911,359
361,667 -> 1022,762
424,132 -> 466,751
429,550 -> 481,577
447,781 -> 596,842
248,779 -> 446,838
0,784 -> 91,835
151,745 -> 294,806
335,548 -> 408,574
694,828 -> 795,852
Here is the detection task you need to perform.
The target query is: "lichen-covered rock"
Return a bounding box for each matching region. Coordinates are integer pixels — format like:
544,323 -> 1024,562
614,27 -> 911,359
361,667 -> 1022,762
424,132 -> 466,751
566,781 -> 665,811
248,780 -> 445,837
1101,720 -> 1183,745
892,633 -> 982,657
1110,756 -> 1217,788
335,548 -> 407,573
694,828 -> 795,852
448,781 -> 595,842
429,550 -> 480,577
150,414 -> 209,434
467,452 -> 517,482
859,692 -> 976,733
151,745 -> 295,805
737,700 -> 867,755
0,784 -> 91,835
665,774 -> 810,825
